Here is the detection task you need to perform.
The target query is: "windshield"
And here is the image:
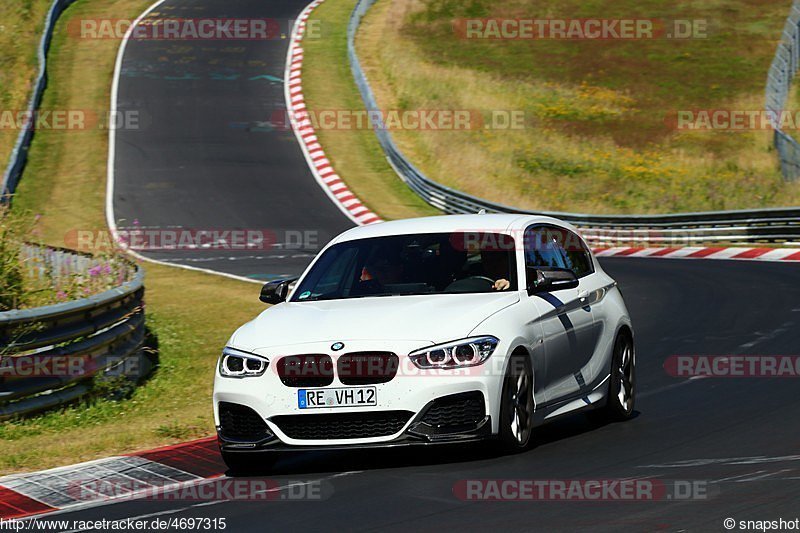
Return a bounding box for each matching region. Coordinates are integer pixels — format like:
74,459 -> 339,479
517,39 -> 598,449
291,232 -> 518,301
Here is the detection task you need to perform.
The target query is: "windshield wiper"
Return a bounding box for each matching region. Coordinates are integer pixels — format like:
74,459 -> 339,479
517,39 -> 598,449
301,290 -> 436,301
354,291 -> 434,298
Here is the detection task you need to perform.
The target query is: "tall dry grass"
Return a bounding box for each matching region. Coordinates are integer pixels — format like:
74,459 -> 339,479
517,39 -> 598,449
356,0 -> 800,214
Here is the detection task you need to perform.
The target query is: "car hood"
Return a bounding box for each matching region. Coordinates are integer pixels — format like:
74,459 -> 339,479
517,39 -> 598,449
229,292 -> 520,350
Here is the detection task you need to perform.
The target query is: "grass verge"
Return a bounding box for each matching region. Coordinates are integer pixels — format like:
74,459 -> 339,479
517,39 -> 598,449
314,0 -> 800,214
302,0 -> 437,220
3,0 -> 264,474
0,1 -> 53,169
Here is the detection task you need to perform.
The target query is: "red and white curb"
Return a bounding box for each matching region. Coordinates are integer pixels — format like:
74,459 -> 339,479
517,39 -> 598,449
284,0 -> 382,226
593,246 -> 800,262
0,438 -> 222,519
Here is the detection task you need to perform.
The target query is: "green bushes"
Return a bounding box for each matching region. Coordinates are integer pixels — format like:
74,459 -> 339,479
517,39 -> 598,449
0,207 -> 132,311
0,207 -> 31,311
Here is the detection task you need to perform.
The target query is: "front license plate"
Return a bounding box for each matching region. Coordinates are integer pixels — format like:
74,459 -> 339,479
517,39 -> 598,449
298,387 -> 377,409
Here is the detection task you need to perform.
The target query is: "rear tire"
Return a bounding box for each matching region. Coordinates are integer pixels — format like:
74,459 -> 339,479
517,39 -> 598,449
498,352 -> 535,452
220,449 -> 276,475
597,332 -> 635,421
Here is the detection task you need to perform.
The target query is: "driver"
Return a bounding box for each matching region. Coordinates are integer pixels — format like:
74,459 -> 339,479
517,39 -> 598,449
481,251 -> 511,291
361,254 -> 403,286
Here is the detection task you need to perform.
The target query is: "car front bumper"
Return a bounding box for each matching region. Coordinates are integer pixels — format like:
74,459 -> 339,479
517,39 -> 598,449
217,413 -> 494,453
213,339 -> 507,451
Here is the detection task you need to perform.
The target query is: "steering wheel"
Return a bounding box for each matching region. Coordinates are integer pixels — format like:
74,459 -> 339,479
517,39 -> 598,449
466,275 -> 496,287
445,275 -> 496,293
355,278 -> 384,295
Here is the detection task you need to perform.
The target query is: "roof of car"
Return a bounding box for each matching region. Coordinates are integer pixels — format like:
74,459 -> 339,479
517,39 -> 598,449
331,214 -> 574,244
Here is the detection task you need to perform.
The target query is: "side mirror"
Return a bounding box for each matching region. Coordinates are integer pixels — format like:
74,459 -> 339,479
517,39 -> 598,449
260,278 -> 299,304
526,267 -> 579,295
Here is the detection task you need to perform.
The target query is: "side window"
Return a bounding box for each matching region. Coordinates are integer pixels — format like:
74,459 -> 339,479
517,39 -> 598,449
524,225 -> 594,278
562,229 -> 593,278
523,226 -> 567,269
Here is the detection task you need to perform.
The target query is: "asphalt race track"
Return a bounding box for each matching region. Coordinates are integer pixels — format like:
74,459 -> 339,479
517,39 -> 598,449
112,0 -> 353,280
55,257 -> 800,530
100,0 -> 800,531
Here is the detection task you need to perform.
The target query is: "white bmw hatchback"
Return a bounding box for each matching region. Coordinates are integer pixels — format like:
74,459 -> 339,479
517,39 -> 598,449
213,214 -> 635,472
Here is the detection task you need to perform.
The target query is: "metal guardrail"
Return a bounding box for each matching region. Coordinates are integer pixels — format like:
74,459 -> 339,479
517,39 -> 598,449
0,247 -> 150,420
0,2 -> 153,417
767,0 -> 800,181
348,0 -> 800,246
1,0 -> 77,203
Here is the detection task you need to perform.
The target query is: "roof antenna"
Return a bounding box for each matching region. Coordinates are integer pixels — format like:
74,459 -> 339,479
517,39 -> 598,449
477,209 -> 486,215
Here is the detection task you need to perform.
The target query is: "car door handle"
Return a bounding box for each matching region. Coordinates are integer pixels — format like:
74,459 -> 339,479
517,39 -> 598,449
578,290 -> 591,309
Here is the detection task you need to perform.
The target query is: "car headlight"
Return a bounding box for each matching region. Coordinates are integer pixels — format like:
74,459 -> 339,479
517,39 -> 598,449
219,347 -> 269,378
409,336 -> 498,369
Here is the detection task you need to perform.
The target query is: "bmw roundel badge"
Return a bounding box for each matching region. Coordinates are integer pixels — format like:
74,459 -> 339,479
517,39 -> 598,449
331,342 -> 345,351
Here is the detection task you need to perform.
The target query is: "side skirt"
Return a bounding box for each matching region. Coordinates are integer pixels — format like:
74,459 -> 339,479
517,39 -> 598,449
532,373 -> 611,426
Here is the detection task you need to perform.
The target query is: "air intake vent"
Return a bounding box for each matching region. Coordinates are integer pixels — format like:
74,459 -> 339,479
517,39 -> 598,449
420,392 -> 485,431
272,411 -> 413,440
218,402 -> 271,442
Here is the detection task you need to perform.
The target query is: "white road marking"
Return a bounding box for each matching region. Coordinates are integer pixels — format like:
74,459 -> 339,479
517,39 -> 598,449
733,469 -> 794,482
640,455 -> 800,469
712,470 -> 768,483
106,0 -> 260,285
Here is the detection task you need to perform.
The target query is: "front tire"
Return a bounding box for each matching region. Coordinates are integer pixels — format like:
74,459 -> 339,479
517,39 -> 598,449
598,332 -> 635,421
498,352 -> 534,451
